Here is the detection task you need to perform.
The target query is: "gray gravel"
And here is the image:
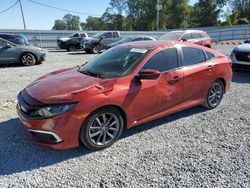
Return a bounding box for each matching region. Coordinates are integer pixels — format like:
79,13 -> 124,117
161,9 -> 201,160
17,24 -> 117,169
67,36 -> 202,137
0,46 -> 250,187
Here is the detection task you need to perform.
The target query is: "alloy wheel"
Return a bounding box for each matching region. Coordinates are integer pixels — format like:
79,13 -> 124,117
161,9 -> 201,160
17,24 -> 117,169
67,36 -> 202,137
208,81 -> 223,107
21,53 -> 36,66
92,44 -> 101,54
88,113 -> 120,146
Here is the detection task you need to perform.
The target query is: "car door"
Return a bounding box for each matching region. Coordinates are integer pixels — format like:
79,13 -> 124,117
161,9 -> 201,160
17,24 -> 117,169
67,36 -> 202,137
190,33 -> 206,46
0,39 -> 17,64
101,32 -> 113,46
181,47 -> 215,102
128,48 -> 183,120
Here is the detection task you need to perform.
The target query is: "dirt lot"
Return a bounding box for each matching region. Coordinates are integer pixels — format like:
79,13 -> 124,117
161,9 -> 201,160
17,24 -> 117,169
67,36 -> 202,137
0,46 -> 249,187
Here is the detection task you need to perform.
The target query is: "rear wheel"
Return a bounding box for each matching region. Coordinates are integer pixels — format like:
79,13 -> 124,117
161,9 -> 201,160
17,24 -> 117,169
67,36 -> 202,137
204,80 -> 224,109
21,53 -> 36,66
79,107 -> 124,150
91,44 -> 101,54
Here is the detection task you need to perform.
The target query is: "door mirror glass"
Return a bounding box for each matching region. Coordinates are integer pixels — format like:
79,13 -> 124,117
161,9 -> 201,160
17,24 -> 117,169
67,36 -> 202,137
137,69 -> 160,80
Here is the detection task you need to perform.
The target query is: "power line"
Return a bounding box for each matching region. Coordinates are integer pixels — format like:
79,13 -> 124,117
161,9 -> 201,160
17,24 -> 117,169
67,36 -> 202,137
27,0 -> 102,17
0,0 -> 19,15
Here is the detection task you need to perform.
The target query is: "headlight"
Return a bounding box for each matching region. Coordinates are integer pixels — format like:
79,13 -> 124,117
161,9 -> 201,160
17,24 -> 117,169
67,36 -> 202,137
33,103 -> 76,118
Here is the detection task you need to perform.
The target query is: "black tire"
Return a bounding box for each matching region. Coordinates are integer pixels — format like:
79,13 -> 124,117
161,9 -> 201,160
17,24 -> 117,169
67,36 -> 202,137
91,44 -> 101,54
79,107 -> 124,150
85,49 -> 92,54
21,53 -> 36,66
67,45 -> 75,52
204,80 -> 224,109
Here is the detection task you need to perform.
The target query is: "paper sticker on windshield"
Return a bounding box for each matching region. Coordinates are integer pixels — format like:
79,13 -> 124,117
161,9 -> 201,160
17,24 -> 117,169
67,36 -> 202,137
130,48 -> 147,53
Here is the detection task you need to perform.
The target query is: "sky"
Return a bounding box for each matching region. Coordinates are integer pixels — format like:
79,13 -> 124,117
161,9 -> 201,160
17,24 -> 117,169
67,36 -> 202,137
0,0 -> 198,30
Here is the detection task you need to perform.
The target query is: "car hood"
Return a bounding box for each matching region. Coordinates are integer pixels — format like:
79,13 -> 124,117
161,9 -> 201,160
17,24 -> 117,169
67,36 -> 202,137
25,68 -> 115,104
17,44 -> 45,52
234,44 -> 250,53
59,37 -> 71,41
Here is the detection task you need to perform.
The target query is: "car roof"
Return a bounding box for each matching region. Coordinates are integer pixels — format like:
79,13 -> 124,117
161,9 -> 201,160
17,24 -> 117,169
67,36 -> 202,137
171,30 -> 206,33
120,40 -> 223,56
0,33 -> 18,36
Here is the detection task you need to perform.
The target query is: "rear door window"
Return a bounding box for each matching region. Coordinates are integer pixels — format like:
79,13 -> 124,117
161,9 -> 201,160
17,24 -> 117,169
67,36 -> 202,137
142,48 -> 178,72
182,47 -> 206,66
104,32 -> 112,38
80,33 -> 86,37
182,33 -> 192,40
113,32 -> 119,38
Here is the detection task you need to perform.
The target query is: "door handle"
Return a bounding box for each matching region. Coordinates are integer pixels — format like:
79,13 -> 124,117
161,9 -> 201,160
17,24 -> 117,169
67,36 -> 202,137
168,76 -> 182,84
206,65 -> 213,71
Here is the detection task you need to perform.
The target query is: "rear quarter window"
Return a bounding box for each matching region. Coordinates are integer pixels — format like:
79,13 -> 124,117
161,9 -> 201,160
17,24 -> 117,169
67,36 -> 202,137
205,51 -> 215,60
182,47 -> 206,66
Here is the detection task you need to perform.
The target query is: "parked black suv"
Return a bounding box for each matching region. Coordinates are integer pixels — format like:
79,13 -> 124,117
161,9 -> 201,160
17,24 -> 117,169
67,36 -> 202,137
0,33 -> 29,45
57,33 -> 88,51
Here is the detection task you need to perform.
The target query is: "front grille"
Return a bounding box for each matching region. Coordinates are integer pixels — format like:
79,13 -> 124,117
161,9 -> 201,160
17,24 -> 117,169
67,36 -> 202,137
235,52 -> 250,62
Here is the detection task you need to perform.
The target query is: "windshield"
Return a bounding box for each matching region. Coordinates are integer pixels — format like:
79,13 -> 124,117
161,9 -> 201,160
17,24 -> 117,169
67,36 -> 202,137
68,33 -> 79,38
159,32 -> 184,40
92,33 -> 105,39
118,36 -> 133,43
79,47 -> 149,78
18,34 -> 29,45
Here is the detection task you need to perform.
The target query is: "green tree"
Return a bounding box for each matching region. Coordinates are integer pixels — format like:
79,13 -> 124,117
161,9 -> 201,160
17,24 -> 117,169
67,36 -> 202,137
63,14 -> 81,30
190,0 -> 221,27
230,0 -> 250,20
167,0 -> 190,29
52,19 -> 66,30
81,16 -> 104,30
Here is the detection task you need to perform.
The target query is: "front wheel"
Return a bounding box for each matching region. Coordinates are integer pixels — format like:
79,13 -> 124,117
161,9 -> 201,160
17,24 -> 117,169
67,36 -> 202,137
91,44 -> 101,54
204,80 -> 224,109
79,107 -> 124,150
21,53 -> 36,66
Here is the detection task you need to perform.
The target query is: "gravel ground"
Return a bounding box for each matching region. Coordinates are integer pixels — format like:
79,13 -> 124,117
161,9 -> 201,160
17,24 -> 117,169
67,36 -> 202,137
0,45 -> 249,187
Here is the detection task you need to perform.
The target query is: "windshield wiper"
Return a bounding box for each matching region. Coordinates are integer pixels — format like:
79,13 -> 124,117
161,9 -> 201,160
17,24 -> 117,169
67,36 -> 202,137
79,70 -> 103,78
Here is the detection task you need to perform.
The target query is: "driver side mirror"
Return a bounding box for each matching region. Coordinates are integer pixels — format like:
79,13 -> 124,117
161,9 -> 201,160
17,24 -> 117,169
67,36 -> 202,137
4,43 -> 12,48
181,38 -> 187,42
136,69 -> 160,80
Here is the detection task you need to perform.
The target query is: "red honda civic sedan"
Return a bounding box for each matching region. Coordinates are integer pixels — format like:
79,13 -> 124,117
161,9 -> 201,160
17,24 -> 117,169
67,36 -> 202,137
17,41 -> 232,150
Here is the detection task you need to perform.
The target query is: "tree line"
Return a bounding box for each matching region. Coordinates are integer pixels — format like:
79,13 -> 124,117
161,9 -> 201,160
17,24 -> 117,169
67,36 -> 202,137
52,0 -> 250,31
